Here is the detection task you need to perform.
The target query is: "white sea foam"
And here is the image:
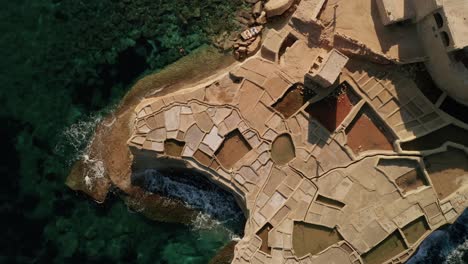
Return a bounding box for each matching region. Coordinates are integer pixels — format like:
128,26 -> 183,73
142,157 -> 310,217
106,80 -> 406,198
57,111 -> 244,237
444,239 -> 468,264
55,112 -> 110,191
82,154 -> 105,190
55,114 -> 103,163
134,169 -> 244,236
56,100 -> 118,164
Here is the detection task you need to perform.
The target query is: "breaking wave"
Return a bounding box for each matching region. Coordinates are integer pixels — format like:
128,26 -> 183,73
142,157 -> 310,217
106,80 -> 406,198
444,239 -> 468,264
54,102 -> 116,166
133,169 -> 245,235
55,114 -> 103,164
82,154 -> 105,190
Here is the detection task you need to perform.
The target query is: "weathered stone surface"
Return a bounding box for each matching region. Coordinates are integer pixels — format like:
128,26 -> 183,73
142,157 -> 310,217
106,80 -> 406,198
256,11 -> 267,24
252,1 -> 263,17
264,0 -> 294,17
203,126 -> 224,151
119,2 -> 468,264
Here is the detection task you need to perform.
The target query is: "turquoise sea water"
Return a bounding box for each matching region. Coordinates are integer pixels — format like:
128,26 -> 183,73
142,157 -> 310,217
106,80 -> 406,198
1,0 -> 466,263
1,0 -> 244,263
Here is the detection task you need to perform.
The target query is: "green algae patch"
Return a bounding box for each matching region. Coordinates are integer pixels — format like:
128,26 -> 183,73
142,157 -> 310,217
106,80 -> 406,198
209,241 -> 238,264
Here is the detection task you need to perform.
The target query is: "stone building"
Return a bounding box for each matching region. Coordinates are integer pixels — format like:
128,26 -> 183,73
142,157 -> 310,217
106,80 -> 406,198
306,49 -> 349,88
377,0 -> 468,105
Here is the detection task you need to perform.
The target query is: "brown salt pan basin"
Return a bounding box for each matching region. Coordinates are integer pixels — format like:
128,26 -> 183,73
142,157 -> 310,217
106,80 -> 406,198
402,216 -> 430,245
395,168 -> 428,194
305,82 -> 359,132
293,222 -> 343,257
362,231 -> 407,264
272,83 -> 315,119
215,129 -> 252,170
424,148 -> 468,199
256,222 -> 273,254
346,106 -> 394,154
164,139 -> 185,157
271,133 -> 295,165
378,158 -> 428,193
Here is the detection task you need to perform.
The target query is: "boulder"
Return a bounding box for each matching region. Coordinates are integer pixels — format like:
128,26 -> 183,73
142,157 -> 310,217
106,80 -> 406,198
247,36 -> 262,56
264,0 -> 294,17
236,15 -> 251,26
222,39 -> 235,51
252,1 -> 263,17
238,10 -> 254,20
256,11 -> 267,24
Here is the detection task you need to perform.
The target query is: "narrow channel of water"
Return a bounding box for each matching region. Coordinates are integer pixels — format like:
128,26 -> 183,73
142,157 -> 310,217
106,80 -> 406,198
133,169 -> 245,236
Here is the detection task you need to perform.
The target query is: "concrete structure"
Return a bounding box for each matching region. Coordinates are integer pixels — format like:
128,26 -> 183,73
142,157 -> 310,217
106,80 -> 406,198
306,49 -> 349,88
417,0 -> 468,106
376,0 -> 468,105
292,0 -> 327,24
377,0 -> 468,50
376,0 -> 415,26
264,0 -> 295,17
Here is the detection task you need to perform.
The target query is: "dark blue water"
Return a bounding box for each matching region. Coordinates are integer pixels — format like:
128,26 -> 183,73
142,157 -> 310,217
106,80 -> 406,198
407,209 -> 468,264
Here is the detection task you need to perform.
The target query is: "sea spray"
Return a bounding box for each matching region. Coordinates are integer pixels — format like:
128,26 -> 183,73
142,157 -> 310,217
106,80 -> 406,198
82,154 -> 105,190
55,114 -> 103,164
192,212 -> 242,242
444,239 -> 468,264
133,169 -> 245,236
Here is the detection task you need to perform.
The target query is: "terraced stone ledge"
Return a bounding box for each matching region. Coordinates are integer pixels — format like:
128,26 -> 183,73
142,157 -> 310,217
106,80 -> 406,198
125,1 -> 468,263
127,54 -> 468,264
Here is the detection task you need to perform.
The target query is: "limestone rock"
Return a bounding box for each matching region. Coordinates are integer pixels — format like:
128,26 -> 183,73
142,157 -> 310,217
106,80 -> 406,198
238,10 -> 254,20
264,0 -> 294,17
236,15 -> 251,26
247,36 -> 262,56
252,1 -> 263,17
223,39 -> 235,51
256,11 -> 267,24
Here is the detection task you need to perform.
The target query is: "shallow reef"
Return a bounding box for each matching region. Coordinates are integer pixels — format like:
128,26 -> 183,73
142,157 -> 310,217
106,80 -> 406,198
0,0 -> 245,263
